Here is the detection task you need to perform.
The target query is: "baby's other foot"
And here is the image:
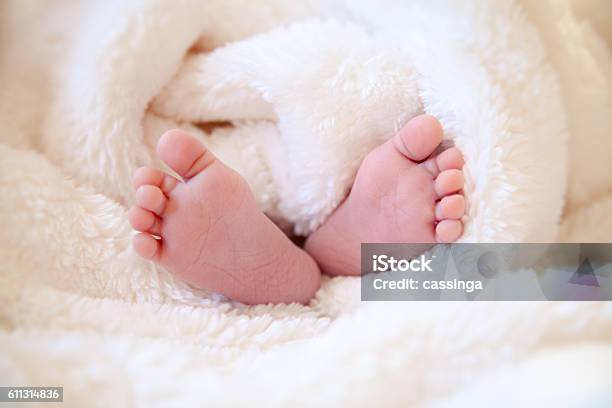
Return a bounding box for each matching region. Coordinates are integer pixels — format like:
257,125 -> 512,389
305,114 -> 465,276
129,130 -> 320,304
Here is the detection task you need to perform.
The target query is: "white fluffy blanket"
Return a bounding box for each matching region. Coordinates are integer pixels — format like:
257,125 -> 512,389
1,0 -> 612,406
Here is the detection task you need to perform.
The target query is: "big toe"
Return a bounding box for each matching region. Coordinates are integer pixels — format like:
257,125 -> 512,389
157,130 -> 216,180
393,114 -> 443,162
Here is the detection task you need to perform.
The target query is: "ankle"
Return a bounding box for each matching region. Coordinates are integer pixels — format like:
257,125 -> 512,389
305,213 -> 362,276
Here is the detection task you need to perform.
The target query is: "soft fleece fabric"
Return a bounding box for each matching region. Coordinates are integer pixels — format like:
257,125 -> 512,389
1,0 -> 611,406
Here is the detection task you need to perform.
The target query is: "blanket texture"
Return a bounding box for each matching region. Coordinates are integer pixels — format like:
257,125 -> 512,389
1,0 -> 612,406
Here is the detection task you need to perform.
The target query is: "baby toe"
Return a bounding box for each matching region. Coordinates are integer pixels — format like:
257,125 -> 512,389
133,167 -> 178,195
434,169 -> 464,197
436,220 -> 463,243
133,233 -> 160,260
129,206 -> 161,234
135,185 -> 167,216
435,194 -> 465,220
393,114 -> 443,162
436,147 -> 464,171
133,167 -> 165,189
157,130 -> 216,180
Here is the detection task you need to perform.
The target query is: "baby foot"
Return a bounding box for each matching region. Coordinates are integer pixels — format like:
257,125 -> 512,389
129,130 -> 320,304
305,114 -> 465,276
